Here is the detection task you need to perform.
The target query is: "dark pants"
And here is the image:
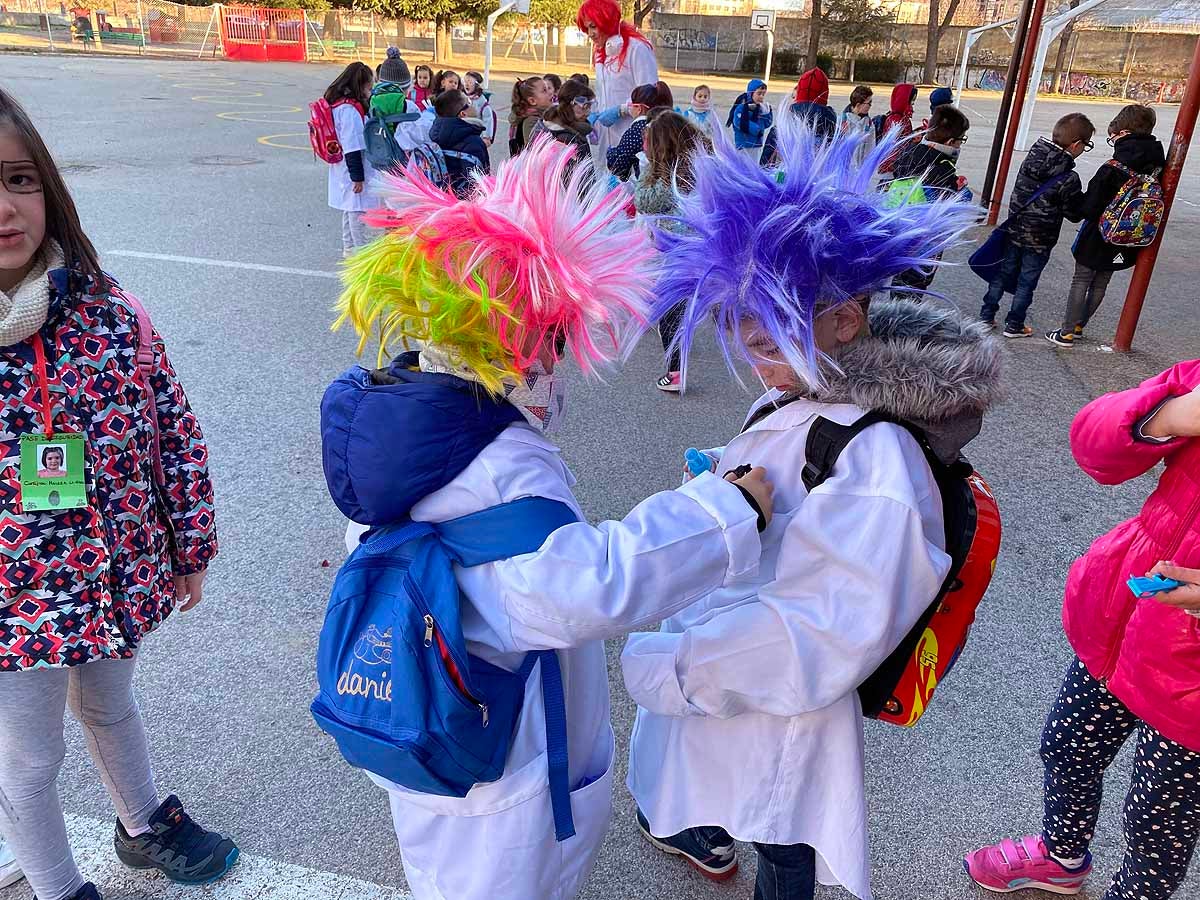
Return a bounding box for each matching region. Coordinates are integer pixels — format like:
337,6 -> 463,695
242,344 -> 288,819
1041,658 -> 1200,900
979,242 -> 1051,329
1061,262 -> 1115,333
752,842 -> 816,900
658,302 -> 685,373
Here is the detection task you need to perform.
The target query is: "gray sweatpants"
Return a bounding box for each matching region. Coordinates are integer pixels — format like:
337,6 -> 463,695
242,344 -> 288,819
341,210 -> 371,257
0,657 -> 159,900
1061,261 -> 1115,333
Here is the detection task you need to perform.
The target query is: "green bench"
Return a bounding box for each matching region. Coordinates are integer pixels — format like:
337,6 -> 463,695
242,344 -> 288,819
75,30 -> 145,46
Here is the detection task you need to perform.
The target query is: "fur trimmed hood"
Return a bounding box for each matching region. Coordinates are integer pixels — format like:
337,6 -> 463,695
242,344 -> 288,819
808,299 -> 1004,460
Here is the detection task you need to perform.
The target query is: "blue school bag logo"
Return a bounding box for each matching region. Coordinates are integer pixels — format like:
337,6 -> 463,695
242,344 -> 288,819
311,497 -> 579,840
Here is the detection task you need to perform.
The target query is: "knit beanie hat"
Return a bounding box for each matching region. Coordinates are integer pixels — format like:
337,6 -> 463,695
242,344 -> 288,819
794,67 -> 829,105
380,46 -> 411,89
929,86 -> 954,111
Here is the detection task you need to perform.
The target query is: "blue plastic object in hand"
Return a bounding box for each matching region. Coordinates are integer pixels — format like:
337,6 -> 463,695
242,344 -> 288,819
1128,573 -> 1184,599
685,448 -> 713,478
595,105 -> 622,128
587,112 -> 600,125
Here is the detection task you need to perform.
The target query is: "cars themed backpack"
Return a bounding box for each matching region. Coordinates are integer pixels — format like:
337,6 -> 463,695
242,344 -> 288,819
1098,161 -> 1165,248
742,405 -> 1002,727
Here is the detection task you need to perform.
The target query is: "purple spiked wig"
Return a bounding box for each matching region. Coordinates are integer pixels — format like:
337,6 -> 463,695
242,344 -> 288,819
646,119 -> 979,389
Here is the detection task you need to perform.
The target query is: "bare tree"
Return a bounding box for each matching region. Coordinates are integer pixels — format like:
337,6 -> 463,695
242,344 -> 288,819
1050,0 -> 1080,93
923,0 -> 962,85
807,0 -> 822,70
633,0 -> 655,30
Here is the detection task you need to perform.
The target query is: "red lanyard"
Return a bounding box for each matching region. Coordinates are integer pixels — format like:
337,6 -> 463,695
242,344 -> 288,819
30,334 -> 55,438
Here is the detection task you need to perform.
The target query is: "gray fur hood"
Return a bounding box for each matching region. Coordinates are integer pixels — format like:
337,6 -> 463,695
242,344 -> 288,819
807,299 -> 1004,460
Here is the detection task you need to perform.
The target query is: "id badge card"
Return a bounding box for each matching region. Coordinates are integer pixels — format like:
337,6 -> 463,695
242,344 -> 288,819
20,432 -> 87,512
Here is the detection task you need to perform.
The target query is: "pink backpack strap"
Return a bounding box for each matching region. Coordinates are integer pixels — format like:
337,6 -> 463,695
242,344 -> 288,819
112,287 -> 165,488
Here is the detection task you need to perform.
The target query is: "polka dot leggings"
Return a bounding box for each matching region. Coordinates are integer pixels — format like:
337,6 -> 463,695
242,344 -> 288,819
1040,657 -> 1200,900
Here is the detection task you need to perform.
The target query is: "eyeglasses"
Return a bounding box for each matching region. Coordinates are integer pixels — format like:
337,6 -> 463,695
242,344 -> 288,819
1,161 -> 42,195
1083,140 -> 1095,152
571,97 -> 597,110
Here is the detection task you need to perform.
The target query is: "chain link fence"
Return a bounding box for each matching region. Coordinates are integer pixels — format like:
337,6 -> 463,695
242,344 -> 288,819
0,0 -> 1193,101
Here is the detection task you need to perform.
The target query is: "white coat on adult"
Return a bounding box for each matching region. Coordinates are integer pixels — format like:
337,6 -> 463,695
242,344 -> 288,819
578,0 -> 658,162
623,301 -> 1003,900
345,418 -> 765,900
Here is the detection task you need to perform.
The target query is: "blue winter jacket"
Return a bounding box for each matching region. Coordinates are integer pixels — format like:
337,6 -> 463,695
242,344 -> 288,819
321,352 -> 521,526
730,79 -> 773,150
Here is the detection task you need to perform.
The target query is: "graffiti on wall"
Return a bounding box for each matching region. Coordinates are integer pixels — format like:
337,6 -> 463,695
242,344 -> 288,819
655,28 -> 717,51
976,69 -> 1006,91
971,68 -> 1185,102
1061,72 -> 1186,102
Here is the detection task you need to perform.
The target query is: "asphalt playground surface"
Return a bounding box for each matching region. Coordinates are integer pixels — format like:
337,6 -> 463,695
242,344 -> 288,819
2,53 -> 1199,900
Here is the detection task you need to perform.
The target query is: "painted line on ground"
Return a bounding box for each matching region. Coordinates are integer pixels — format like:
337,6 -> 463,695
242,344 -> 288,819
258,133 -> 312,151
106,251 -> 339,280
58,813 -> 410,899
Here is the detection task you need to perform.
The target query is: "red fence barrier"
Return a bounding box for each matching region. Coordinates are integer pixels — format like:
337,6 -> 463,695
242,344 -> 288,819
219,5 -> 305,61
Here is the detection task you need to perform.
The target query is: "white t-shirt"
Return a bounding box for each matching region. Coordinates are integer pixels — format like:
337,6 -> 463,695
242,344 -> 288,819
327,101 -> 376,212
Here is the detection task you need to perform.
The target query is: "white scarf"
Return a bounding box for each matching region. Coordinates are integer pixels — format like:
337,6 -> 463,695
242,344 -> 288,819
0,241 -> 64,347
419,345 -> 566,434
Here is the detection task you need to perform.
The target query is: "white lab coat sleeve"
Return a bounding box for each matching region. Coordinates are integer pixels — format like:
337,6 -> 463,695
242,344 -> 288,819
488,471 -> 761,652
622,447 -> 949,719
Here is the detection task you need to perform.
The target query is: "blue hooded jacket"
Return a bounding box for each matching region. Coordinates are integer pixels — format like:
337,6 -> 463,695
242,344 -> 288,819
730,79 -> 773,150
321,351 -> 522,526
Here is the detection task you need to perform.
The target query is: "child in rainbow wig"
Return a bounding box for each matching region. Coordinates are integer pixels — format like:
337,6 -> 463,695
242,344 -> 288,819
324,138 -> 774,900
622,123 -> 1004,900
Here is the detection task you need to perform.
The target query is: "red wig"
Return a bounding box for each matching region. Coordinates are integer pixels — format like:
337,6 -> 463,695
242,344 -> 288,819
576,0 -> 650,69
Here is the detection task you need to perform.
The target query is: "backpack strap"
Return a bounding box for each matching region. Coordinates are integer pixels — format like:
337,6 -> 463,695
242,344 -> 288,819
437,496 -> 576,565
111,288 -> 165,488
801,412 -> 894,492
434,495 -> 578,841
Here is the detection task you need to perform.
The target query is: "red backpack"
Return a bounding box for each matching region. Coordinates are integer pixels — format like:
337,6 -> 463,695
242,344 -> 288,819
309,98 -> 363,164
742,404 -> 1002,727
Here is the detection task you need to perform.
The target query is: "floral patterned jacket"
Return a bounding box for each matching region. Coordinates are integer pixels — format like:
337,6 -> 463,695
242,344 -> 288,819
0,267 -> 217,671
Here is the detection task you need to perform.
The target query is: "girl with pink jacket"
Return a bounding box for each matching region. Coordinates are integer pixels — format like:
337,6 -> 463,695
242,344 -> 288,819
966,360 -> 1200,900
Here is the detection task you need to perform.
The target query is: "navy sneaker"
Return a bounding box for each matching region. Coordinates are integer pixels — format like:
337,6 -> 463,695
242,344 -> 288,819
114,795 -> 239,885
34,882 -> 101,900
635,807 -> 738,881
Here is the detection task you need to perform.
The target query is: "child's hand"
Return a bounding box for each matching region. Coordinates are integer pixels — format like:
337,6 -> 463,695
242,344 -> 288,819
352,181 -> 364,194
1148,561 -> 1200,613
175,569 -> 207,613
727,465 -> 774,530
1142,384 -> 1200,439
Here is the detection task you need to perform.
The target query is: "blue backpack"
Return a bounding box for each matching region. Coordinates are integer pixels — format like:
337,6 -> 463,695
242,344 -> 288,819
311,497 -> 579,840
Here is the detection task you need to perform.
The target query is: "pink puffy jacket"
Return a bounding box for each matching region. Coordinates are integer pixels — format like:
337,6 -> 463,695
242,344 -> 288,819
1063,360 -> 1200,752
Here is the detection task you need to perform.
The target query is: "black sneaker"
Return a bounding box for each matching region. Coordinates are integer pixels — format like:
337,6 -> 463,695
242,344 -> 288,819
34,883 -> 101,900
1045,329 -> 1075,348
635,808 -> 738,881
1003,325 -> 1034,339
114,795 -> 239,885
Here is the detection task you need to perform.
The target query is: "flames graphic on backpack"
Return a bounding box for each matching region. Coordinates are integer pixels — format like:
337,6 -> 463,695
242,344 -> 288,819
1098,161 -> 1165,248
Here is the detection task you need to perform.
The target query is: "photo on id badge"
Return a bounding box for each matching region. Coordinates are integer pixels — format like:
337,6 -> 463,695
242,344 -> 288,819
20,433 -> 86,511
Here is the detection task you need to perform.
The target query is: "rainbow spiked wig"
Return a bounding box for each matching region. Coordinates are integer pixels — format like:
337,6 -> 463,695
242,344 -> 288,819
649,120 -> 980,389
336,138 -> 655,395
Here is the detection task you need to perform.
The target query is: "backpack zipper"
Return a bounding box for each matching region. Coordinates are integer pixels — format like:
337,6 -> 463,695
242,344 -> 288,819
422,614 -> 489,728
1099,487 -> 1200,681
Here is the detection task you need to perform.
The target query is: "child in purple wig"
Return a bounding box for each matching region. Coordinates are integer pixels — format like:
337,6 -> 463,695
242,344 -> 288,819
621,121 -> 1004,900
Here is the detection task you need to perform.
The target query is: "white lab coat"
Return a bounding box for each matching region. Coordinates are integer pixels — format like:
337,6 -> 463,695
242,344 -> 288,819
327,102 -> 376,212
623,394 -> 949,900
593,34 -> 658,161
346,421 -> 761,900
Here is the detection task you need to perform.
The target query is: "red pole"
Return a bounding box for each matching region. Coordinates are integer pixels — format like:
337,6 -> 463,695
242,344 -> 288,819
986,0 -> 1050,226
1113,35 -> 1200,352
